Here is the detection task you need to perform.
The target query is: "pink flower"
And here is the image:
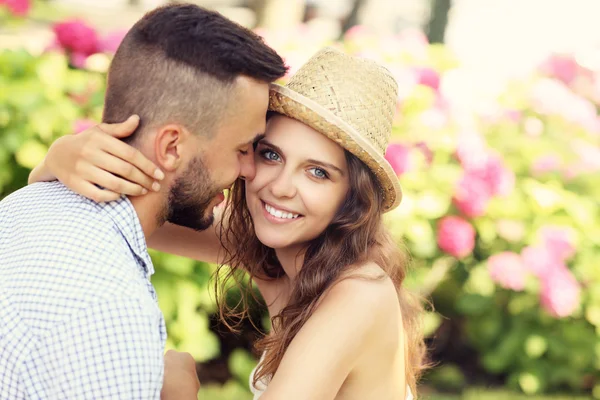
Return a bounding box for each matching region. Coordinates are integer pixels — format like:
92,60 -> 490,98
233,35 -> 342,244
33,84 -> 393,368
504,109 -> 522,122
530,79 -> 574,116
539,54 -> 580,86
540,266 -> 581,318
437,216 -> 476,258
53,20 -> 99,58
414,141 -> 434,165
452,151 -> 514,218
389,67 -> 418,102
98,30 -> 127,53
452,173 -> 491,218
521,227 -> 576,279
385,143 -> 413,176
539,226 -> 576,261
562,164 -> 583,180
1,0 -> 30,16
397,28 -> 429,46
572,140 -> 600,173
343,25 -> 372,42
488,251 -> 529,291
70,52 -> 89,69
396,28 -> 429,60
73,119 -> 96,134
455,131 -> 488,170
521,245 -> 559,278
531,78 -> 598,130
480,154 -> 515,197
414,67 -> 440,91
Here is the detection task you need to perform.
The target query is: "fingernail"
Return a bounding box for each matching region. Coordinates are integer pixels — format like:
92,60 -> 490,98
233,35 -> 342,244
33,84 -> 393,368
152,182 -> 161,191
154,169 -> 165,180
141,188 -> 148,195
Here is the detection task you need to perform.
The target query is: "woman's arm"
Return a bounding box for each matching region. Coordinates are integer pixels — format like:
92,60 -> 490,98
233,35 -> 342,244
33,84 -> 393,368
29,115 -> 163,202
148,219 -> 226,265
259,274 -> 400,400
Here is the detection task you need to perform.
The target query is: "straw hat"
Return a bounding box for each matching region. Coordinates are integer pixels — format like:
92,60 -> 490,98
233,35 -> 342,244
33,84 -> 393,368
268,47 -> 402,211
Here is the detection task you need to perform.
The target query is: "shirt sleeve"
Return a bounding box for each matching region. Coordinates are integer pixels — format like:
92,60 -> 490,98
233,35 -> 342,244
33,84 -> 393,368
22,296 -> 165,399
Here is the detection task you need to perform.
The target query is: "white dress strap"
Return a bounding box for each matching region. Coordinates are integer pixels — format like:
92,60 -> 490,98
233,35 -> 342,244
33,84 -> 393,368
249,354 -> 268,400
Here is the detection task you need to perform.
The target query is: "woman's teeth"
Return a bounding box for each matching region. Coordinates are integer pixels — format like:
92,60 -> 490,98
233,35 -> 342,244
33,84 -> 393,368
265,203 -> 299,219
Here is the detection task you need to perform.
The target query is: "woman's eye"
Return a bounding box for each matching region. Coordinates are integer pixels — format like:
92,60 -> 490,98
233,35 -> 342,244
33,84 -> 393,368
309,168 -> 329,180
260,150 -> 280,161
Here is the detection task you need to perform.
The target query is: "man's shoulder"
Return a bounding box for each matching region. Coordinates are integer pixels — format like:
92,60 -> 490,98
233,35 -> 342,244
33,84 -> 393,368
2,181 -> 123,237
1,182 -> 103,223
3,181 -> 88,204
0,182 -> 145,313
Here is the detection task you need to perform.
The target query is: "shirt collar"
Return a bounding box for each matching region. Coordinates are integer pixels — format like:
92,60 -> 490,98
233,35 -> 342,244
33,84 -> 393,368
96,196 -> 155,277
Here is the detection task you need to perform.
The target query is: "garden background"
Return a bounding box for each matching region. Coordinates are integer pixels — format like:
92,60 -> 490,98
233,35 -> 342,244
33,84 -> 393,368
1,0 -> 599,398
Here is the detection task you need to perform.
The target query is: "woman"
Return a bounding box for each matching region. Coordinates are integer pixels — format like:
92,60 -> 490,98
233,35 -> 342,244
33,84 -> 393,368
31,47 -> 427,399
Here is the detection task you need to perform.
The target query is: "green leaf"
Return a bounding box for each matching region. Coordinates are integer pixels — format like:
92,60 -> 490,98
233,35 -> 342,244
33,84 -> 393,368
524,334 -> 548,359
518,371 -> 544,395
463,264 -> 495,297
455,294 -> 493,316
424,363 -> 466,391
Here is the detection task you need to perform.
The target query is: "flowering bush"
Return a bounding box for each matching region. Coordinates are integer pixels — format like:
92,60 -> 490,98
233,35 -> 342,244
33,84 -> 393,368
2,9 -> 600,398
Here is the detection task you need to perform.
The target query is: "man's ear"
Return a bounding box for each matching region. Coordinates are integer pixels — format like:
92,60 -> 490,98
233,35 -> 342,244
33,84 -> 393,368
154,124 -> 187,172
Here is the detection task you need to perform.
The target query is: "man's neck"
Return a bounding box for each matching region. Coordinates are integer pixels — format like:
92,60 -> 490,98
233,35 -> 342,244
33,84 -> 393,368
128,193 -> 165,238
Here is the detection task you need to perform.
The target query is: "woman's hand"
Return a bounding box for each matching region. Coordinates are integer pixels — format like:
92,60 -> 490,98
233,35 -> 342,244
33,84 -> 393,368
30,115 -> 165,202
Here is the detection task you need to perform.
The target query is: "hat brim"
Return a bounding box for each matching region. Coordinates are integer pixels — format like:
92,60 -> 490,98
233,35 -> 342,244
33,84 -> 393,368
268,84 -> 402,212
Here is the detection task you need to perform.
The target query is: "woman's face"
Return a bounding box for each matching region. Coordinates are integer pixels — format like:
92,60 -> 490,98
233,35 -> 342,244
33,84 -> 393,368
245,115 -> 350,251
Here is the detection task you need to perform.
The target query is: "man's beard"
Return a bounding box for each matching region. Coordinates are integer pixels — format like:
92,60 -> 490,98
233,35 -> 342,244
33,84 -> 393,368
163,156 -> 219,231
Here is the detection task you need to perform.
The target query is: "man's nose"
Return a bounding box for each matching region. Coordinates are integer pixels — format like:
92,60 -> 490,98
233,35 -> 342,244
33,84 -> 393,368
239,150 -> 256,181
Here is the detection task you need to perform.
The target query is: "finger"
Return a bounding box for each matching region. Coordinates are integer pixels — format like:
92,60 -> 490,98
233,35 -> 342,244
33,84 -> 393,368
85,166 -> 150,196
98,134 -> 165,181
91,151 -> 158,192
74,180 -> 122,203
97,115 -> 140,139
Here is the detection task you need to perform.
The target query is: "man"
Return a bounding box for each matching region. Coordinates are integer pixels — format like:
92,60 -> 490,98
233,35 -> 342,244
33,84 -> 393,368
0,3 -> 286,399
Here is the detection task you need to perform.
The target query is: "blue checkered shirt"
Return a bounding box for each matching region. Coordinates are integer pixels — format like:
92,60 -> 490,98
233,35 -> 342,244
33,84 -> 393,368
0,182 -> 166,399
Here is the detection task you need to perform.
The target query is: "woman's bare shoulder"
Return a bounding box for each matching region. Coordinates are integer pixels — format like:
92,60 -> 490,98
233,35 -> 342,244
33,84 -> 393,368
320,262 -> 400,321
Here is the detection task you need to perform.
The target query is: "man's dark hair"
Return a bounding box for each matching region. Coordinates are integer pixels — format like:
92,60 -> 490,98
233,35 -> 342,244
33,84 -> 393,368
103,3 -> 287,140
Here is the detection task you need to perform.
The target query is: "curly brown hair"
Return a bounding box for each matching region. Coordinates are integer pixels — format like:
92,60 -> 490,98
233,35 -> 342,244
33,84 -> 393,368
216,148 -> 428,396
